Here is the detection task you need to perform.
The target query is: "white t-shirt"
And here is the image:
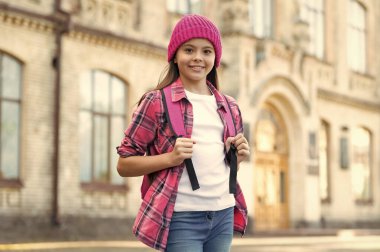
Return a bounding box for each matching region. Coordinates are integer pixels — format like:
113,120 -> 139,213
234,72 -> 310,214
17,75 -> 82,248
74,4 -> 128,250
174,89 -> 235,212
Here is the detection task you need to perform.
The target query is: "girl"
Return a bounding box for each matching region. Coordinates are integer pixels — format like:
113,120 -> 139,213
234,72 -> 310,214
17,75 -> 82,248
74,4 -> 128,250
117,14 -> 249,252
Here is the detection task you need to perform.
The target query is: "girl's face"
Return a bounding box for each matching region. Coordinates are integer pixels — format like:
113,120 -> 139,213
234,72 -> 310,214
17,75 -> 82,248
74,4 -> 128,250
174,38 -> 215,85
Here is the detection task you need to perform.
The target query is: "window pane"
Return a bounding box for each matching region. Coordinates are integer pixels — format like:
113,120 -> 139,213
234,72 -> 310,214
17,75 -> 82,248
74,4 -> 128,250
257,0 -> 265,37
316,12 -> 324,58
357,3 -> 365,29
340,137 -> 349,169
263,0 -> 272,37
347,0 -> 366,72
319,122 -> 329,200
111,77 -> 125,114
167,0 -> 176,12
252,0 -> 265,37
111,116 -> 125,184
347,29 -> 353,67
178,0 -> 189,13
351,128 -> 371,200
167,0 -> 190,14
79,111 -> 92,182
300,0 -> 307,20
94,71 -> 110,113
250,0 -> 272,38
190,0 -> 201,14
1,101 -> 20,179
299,0 -> 324,58
94,115 -> 109,182
2,55 -> 21,99
358,32 -> 366,72
80,70 -> 127,185
80,72 -> 92,110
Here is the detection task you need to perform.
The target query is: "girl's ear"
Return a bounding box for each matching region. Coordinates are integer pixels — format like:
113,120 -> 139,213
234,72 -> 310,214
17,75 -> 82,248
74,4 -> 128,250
173,57 -> 177,64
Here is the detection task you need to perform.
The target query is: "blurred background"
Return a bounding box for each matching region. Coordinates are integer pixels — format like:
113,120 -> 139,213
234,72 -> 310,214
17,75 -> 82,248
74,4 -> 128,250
0,0 -> 379,246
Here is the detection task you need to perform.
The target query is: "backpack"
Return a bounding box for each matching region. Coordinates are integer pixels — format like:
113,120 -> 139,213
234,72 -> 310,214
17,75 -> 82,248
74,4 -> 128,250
140,85 -> 238,198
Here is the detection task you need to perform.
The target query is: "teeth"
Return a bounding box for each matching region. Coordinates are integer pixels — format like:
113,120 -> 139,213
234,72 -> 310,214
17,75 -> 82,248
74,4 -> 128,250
191,66 -> 203,70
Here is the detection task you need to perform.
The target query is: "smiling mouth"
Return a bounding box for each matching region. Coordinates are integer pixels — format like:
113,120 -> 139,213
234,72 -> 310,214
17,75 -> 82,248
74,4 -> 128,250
189,66 -> 204,71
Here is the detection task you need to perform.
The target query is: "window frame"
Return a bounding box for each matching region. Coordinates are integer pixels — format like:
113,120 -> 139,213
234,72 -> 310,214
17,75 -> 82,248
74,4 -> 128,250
249,0 -> 274,38
0,52 -> 23,188
319,120 -> 331,203
79,70 -> 128,191
299,0 -> 325,58
167,0 -> 202,15
351,126 -> 373,204
347,0 -> 367,73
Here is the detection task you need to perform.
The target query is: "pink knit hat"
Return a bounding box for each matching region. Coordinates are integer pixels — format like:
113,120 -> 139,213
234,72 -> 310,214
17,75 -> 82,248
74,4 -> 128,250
167,14 -> 222,67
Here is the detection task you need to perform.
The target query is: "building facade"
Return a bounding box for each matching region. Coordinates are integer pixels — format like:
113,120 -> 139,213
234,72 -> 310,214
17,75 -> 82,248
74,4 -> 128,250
0,0 -> 379,237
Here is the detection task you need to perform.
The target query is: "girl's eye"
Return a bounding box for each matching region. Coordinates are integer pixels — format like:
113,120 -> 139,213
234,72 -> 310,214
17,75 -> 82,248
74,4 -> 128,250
204,49 -> 212,54
184,48 -> 193,53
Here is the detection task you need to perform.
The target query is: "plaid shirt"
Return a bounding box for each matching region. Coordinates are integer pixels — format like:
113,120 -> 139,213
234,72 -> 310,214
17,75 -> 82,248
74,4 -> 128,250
117,79 -> 248,251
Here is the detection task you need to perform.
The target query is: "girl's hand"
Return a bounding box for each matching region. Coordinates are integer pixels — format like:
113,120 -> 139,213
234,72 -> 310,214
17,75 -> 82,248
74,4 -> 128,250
170,137 -> 195,166
225,133 -> 250,164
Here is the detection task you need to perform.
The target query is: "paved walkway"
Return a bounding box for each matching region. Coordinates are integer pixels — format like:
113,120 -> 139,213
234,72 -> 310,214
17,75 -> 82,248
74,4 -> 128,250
0,231 -> 380,252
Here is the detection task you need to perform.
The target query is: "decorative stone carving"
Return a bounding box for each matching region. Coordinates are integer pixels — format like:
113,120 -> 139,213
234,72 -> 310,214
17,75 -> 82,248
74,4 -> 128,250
220,0 -> 250,34
60,0 -> 81,14
349,72 -> 377,97
117,6 -> 129,28
73,0 -> 136,35
101,1 -> 113,23
84,0 -> 98,20
292,18 -> 310,51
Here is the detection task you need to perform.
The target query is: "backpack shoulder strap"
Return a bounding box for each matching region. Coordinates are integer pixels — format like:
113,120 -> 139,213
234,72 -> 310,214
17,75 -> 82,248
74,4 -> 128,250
223,94 -> 237,137
160,85 -> 200,191
161,85 -> 186,137
223,94 -> 239,195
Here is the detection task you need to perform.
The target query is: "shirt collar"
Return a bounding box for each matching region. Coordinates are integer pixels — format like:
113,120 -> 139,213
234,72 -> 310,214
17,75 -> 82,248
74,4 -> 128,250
169,78 -> 229,112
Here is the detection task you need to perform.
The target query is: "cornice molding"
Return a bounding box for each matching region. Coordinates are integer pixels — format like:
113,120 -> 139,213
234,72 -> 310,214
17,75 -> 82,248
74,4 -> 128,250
0,3 -> 166,59
0,9 -> 54,33
317,88 -> 380,112
67,26 -> 166,59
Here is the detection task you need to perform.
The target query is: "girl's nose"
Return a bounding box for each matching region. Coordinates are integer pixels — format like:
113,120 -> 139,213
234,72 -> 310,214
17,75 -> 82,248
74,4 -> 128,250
193,51 -> 203,61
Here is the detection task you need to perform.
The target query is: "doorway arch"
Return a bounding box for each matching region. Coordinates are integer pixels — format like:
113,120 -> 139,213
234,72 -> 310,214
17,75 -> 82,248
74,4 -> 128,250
254,103 -> 289,230
250,76 -> 307,230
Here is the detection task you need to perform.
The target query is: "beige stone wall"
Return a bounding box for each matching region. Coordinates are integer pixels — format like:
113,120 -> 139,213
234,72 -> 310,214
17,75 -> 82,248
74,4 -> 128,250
58,34 -> 166,217
0,0 -> 379,229
318,100 -> 380,221
219,0 -> 380,227
0,12 -> 55,215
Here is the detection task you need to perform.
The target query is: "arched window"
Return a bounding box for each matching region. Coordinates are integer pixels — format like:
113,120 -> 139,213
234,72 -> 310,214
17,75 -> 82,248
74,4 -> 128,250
249,0 -> 273,38
351,127 -> 372,202
0,53 -> 22,182
79,70 -> 127,186
347,0 -> 366,72
319,120 -> 330,202
299,0 -> 325,58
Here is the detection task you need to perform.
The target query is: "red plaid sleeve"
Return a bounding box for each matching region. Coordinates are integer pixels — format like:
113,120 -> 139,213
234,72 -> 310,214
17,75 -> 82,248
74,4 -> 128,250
117,90 -> 161,158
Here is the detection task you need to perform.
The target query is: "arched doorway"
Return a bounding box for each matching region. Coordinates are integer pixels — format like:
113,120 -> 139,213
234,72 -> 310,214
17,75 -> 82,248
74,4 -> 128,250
254,103 -> 289,230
